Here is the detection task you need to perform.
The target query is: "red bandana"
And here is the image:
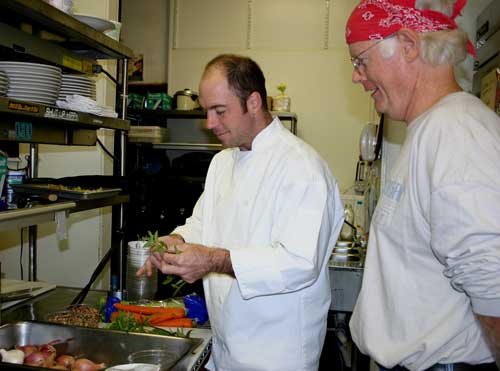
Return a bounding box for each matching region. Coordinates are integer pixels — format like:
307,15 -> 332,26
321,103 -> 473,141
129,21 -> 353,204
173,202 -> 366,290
345,0 -> 476,56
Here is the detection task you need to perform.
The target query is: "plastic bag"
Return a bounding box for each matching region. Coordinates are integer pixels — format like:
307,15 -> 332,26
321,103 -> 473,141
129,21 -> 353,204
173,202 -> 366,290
183,294 -> 208,325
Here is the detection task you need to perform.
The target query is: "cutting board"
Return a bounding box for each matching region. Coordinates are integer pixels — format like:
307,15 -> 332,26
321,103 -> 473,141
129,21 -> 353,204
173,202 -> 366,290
1,279 -> 56,310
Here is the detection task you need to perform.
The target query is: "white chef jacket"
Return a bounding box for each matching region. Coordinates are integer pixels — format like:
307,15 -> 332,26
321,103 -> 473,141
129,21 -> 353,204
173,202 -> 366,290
173,118 -> 344,371
350,92 -> 500,370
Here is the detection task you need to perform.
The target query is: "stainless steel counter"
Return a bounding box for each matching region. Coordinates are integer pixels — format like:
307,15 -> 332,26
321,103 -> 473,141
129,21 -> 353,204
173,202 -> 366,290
1,287 -> 212,371
2,286 -> 104,323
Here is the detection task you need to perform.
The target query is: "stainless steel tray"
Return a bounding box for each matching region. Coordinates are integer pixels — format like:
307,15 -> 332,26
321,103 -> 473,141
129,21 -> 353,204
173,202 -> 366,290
0,321 -> 202,371
12,184 -> 121,200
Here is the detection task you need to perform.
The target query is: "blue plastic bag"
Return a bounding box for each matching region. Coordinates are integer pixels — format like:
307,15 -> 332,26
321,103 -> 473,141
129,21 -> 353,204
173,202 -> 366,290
183,294 -> 208,325
105,295 -> 121,322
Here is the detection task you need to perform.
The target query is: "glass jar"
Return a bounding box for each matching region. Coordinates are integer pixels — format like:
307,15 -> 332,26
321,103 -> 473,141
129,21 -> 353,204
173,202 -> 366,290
272,94 -> 291,112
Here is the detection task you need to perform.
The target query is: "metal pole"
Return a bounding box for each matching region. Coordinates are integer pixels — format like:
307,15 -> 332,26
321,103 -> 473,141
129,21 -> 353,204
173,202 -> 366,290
119,58 -> 128,291
28,143 -> 38,281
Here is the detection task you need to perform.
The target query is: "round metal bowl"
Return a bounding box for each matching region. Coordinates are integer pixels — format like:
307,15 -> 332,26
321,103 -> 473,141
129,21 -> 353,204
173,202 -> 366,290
335,240 -> 355,248
331,253 -> 362,262
333,246 -> 362,255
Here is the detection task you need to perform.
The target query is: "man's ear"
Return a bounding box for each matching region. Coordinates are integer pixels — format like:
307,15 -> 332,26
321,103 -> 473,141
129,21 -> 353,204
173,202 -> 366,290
246,91 -> 262,113
395,28 -> 420,62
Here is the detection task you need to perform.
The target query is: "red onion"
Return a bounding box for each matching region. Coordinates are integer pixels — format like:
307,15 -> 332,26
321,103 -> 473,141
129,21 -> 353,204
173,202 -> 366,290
40,344 -> 56,354
56,354 -> 75,368
40,344 -> 57,367
15,344 -> 39,357
24,351 -> 49,366
72,358 -> 106,371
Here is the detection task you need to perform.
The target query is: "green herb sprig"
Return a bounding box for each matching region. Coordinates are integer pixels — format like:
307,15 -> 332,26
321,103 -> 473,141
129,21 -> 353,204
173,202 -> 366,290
142,231 -> 186,297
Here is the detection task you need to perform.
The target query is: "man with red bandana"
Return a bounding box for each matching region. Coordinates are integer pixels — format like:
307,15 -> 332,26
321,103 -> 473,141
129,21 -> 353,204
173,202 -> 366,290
345,1 -> 500,370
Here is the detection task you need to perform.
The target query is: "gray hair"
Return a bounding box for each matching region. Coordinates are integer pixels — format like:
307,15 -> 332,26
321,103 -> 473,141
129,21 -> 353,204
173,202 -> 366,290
379,0 -> 468,65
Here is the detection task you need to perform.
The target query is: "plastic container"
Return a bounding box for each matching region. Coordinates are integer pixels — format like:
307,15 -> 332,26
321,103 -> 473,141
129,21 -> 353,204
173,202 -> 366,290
127,349 -> 179,370
6,170 -> 25,209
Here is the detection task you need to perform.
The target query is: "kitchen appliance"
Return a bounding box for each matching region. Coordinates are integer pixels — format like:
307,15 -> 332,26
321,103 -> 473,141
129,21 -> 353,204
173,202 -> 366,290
338,192 -> 370,242
174,89 -> 200,110
473,0 -> 500,96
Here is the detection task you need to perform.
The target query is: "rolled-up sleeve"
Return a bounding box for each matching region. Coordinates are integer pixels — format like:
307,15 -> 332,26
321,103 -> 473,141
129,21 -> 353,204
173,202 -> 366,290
431,183 -> 500,316
231,174 -> 339,299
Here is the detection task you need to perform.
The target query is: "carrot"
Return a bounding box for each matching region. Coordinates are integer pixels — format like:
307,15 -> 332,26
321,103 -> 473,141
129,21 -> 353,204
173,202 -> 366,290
111,310 -> 144,323
149,311 -> 187,324
113,303 -> 185,317
153,318 -> 194,328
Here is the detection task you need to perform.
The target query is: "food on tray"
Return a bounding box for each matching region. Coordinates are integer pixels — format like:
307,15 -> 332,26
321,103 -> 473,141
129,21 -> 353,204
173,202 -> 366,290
46,305 -> 100,328
45,184 -> 105,193
1,340 -> 106,370
12,183 -> 122,200
110,303 -> 193,328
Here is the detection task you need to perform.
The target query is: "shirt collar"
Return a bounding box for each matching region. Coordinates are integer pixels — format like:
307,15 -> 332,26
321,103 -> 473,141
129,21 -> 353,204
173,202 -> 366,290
249,116 -> 281,152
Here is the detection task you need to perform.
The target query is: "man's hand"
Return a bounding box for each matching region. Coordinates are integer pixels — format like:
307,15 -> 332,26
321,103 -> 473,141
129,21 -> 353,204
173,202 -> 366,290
136,234 -> 185,277
477,314 -> 500,367
148,243 -> 234,283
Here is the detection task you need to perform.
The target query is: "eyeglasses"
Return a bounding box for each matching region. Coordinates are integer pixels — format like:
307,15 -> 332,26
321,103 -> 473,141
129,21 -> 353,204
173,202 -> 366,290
350,35 -> 394,71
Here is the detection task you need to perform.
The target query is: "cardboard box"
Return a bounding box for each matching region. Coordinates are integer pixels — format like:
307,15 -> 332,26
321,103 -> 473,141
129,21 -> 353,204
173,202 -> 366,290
480,67 -> 500,114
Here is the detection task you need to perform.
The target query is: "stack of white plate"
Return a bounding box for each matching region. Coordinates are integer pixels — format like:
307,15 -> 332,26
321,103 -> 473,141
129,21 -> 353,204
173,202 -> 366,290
59,74 -> 96,101
0,61 -> 62,105
0,71 -> 7,96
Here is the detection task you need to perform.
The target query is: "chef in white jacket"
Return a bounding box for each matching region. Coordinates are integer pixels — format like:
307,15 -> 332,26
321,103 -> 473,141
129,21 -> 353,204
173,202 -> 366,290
138,54 -> 344,371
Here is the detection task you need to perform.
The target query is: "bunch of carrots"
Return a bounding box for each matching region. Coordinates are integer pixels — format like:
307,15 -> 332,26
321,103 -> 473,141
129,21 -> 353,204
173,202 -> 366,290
111,303 -> 194,328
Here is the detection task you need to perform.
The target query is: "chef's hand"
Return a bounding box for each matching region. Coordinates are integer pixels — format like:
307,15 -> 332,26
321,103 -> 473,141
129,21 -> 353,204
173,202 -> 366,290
136,234 -> 184,277
151,243 -> 234,283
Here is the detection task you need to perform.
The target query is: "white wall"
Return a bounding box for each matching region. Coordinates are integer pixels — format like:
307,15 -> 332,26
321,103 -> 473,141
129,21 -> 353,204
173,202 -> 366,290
0,0 -> 118,289
167,0 -> 373,192
121,0 -> 169,83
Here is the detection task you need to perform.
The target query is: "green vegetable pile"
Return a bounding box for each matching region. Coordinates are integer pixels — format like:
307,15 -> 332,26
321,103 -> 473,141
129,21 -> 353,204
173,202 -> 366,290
106,311 -> 192,338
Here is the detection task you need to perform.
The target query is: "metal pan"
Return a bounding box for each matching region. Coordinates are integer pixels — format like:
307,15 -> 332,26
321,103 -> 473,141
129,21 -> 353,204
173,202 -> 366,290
12,184 -> 121,200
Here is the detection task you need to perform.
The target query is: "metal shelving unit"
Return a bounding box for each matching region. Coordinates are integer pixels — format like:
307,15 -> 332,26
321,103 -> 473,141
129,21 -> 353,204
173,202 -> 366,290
0,201 -> 75,232
128,108 -> 298,135
0,96 -> 129,145
0,0 -> 133,285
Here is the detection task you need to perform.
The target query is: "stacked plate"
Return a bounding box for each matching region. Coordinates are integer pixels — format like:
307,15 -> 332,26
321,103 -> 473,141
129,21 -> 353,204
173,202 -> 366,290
0,71 -> 7,96
58,74 -> 96,101
0,61 -> 62,105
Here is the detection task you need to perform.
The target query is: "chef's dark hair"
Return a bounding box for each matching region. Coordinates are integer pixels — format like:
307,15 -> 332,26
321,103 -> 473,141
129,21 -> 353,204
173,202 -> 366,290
204,54 -> 268,112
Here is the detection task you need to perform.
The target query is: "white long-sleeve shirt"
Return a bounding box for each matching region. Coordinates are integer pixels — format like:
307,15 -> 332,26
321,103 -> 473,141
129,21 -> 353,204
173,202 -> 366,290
350,92 -> 500,370
173,118 -> 344,371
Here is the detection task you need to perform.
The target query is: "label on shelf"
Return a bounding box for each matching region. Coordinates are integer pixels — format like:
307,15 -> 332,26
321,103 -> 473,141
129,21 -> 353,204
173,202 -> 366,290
8,101 -> 40,114
15,122 -> 32,141
44,107 -> 79,121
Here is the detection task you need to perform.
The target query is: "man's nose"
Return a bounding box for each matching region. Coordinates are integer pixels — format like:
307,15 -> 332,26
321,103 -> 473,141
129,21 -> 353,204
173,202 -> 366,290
205,111 -> 218,129
352,68 -> 365,84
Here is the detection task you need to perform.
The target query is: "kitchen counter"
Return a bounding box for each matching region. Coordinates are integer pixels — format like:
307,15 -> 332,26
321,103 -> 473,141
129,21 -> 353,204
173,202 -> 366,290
1,286 -> 212,370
